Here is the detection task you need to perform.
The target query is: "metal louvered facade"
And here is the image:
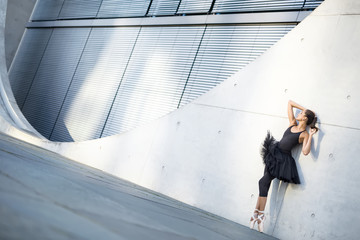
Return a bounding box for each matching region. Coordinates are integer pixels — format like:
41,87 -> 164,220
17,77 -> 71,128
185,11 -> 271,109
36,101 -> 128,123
30,0 -> 323,20
177,0 -> 213,14
10,0 -> 324,141
21,28 -> 91,139
303,0 -> 323,9
31,0 -> 64,21
179,24 -> 296,106
97,0 -> 151,18
101,26 -> 205,137
147,0 -> 181,16
50,28 -> 141,142
212,0 -> 322,13
9,29 -> 53,108
58,0 -> 102,19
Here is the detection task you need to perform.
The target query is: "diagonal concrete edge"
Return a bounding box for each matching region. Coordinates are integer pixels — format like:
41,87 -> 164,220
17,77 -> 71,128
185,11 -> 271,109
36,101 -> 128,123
1,0 -> 360,239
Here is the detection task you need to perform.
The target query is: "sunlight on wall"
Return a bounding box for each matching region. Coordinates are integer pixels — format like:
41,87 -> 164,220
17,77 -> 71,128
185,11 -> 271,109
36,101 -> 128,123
63,30 -> 124,141
122,52 -> 175,126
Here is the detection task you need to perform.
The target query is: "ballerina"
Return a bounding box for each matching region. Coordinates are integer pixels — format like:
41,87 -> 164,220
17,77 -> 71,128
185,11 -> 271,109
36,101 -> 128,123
250,100 -> 318,232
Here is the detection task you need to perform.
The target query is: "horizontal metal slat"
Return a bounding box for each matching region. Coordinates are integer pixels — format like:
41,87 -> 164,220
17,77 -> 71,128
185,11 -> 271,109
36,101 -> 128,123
97,0 -> 151,18
147,0 -> 181,16
58,0 -> 102,19
177,0 -> 213,14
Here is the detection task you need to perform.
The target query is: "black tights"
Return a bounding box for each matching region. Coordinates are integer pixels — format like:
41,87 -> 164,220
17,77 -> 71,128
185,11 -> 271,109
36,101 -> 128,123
258,168 -> 275,197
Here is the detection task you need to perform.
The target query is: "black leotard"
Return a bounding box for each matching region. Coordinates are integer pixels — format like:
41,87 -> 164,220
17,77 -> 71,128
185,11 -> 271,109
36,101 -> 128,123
278,126 -> 305,153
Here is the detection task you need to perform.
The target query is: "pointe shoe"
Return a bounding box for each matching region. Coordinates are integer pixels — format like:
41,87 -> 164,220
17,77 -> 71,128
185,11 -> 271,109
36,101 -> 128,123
257,211 -> 265,233
249,209 -> 259,229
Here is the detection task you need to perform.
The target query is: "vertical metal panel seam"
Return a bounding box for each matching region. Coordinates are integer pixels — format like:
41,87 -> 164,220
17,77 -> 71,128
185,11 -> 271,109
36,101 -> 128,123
9,27 -> 30,75
295,9 -> 301,22
57,0 -> 67,19
209,0 -> 216,13
302,0 -> 307,9
146,0 -> 154,15
48,28 -> 94,140
95,0 -> 105,18
175,0 -> 183,14
21,28 -> 55,110
250,23 -> 261,65
99,27 -> 142,138
177,25 -> 207,108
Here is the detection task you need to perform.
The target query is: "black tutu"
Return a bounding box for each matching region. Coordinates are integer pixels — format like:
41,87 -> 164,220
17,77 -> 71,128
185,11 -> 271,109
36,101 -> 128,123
260,131 -> 301,184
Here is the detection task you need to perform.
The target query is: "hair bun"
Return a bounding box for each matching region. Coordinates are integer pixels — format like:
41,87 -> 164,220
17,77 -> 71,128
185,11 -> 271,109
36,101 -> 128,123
312,116 -> 317,124
310,116 -> 318,132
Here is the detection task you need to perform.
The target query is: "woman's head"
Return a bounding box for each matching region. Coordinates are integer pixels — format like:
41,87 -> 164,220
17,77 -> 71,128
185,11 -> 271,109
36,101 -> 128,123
305,109 -> 318,132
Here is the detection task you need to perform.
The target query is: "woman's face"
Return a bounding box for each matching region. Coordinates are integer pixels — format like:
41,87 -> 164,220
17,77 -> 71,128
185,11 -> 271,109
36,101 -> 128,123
296,110 -> 307,122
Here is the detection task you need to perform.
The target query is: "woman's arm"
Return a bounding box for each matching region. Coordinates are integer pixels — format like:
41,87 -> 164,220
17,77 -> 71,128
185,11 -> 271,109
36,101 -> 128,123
288,100 -> 305,126
301,128 -> 317,155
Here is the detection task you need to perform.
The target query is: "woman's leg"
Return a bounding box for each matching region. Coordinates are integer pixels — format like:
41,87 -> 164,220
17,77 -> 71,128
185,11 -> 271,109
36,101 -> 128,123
258,169 -> 275,209
255,196 -> 261,211
254,169 -> 275,232
253,196 -> 266,215
251,169 -> 274,222
257,196 -> 267,211
250,202 -> 259,229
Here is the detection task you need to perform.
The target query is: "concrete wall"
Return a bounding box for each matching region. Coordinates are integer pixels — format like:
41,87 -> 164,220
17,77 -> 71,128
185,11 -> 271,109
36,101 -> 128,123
5,0 -> 36,69
1,0 -> 360,239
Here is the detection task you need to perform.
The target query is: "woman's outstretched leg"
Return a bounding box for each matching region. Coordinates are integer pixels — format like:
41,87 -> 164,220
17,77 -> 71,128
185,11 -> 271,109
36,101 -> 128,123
257,196 -> 267,211
250,169 -> 274,232
259,169 -> 275,198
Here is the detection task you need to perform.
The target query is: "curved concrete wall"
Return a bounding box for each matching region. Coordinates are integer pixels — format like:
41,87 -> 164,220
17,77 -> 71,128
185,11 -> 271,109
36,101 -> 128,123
1,0 -> 360,239
0,0 -> 44,138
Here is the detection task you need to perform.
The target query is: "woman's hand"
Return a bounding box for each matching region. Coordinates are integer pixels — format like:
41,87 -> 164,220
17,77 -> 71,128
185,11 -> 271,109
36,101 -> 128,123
302,128 -> 318,155
310,128 -> 318,136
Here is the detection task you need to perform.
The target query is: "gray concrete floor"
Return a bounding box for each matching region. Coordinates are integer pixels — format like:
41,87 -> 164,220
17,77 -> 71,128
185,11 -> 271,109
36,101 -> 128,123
0,132 -> 277,240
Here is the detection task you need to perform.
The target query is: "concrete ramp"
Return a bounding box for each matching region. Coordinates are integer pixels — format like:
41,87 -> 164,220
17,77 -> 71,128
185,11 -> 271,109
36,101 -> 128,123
1,0 -> 360,239
0,132 -> 279,240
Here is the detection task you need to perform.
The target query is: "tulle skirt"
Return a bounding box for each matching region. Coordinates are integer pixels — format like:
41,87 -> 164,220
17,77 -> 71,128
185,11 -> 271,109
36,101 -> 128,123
261,131 -> 301,184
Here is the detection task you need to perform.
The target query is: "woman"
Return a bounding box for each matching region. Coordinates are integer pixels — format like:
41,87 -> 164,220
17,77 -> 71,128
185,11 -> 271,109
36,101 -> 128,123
250,100 -> 318,232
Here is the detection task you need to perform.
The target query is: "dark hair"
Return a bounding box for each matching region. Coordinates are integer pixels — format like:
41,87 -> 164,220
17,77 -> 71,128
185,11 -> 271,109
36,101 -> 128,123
305,109 -> 318,132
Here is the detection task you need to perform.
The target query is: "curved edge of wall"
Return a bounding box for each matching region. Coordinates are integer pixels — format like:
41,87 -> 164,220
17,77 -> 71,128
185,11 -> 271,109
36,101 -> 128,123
53,0 -> 360,239
0,0 -> 45,139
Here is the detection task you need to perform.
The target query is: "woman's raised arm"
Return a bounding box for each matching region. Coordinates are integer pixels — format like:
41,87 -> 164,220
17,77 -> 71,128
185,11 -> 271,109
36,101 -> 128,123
287,100 -> 305,126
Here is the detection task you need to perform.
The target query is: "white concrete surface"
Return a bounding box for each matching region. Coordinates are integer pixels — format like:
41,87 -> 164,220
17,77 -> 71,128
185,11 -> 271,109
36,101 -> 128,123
1,0 -> 360,239
0,132 -> 277,240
